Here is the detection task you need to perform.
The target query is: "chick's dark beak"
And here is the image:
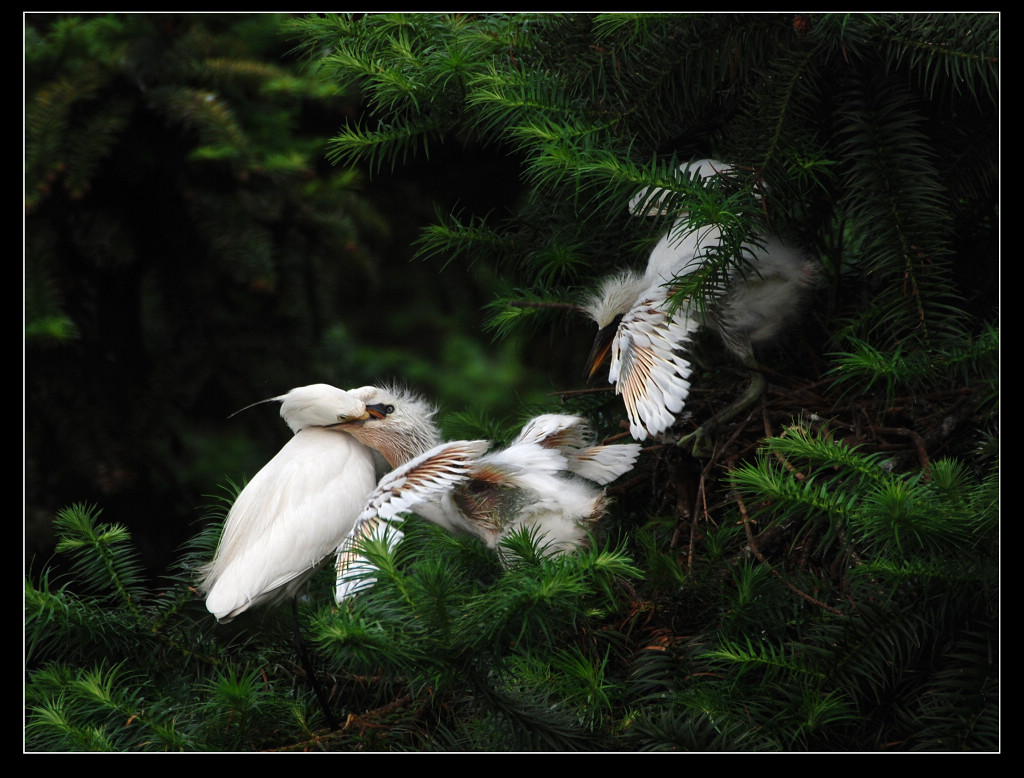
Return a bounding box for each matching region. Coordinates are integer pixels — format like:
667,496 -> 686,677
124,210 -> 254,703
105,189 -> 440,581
583,318 -> 620,382
364,403 -> 391,420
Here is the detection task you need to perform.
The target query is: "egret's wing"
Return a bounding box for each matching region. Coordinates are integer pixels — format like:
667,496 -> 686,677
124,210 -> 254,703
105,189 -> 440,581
334,439 -> 489,603
512,414 -> 592,451
569,442 -> 643,484
513,413 -> 640,484
332,517 -> 405,602
610,295 -> 699,441
478,439 -> 568,478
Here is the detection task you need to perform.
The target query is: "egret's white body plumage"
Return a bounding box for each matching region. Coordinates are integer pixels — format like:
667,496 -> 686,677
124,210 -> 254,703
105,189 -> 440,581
582,158 -> 816,441
334,408 -> 641,603
200,384 -> 379,622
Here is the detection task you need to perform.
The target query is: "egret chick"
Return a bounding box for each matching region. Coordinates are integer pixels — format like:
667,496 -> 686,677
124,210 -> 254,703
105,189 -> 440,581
582,158 -> 815,450
200,383 -> 380,622
344,384 -> 444,471
334,406 -> 642,603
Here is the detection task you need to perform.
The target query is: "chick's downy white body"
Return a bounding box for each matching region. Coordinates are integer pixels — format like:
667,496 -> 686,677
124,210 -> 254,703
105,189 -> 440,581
201,384 -> 378,622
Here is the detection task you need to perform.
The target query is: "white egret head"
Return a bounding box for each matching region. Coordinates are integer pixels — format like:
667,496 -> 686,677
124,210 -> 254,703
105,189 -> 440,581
580,270 -> 651,381
228,383 -> 372,434
275,383 -> 372,433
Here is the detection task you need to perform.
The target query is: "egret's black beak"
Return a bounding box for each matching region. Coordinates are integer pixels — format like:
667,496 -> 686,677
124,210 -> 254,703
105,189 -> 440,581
364,403 -> 391,420
583,317 -> 621,382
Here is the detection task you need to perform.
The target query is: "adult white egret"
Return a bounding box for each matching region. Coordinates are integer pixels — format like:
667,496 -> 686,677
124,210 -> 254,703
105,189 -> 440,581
332,401 -> 642,603
198,382 -> 440,730
581,158 -> 816,449
199,383 -> 383,623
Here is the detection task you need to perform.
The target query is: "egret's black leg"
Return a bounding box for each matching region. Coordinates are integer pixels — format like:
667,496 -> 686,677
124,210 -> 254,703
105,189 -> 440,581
292,596 -> 339,730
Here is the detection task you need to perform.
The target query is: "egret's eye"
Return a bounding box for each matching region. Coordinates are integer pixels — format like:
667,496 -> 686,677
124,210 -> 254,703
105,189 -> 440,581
365,402 -> 393,420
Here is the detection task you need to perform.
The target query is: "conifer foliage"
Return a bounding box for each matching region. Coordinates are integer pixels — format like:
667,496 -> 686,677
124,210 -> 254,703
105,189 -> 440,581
24,13 -> 388,576
26,13 -> 998,751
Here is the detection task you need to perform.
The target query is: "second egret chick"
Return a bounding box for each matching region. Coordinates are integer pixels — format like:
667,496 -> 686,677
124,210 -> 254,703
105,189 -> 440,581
333,406 -> 642,603
582,158 -> 816,450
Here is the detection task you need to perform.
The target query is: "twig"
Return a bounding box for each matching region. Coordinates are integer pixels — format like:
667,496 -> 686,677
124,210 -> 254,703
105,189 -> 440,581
867,425 -> 932,478
734,491 -> 844,616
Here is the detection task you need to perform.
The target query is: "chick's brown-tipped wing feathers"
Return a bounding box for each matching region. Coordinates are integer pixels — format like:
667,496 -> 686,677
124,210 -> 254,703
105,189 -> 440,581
610,296 -> 699,440
334,440 -> 489,602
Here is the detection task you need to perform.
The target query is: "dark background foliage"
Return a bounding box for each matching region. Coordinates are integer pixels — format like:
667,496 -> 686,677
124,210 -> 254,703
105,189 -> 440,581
24,12 -> 561,579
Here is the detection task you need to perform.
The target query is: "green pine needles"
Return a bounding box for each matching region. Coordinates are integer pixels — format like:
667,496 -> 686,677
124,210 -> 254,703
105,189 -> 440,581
26,416 -> 998,750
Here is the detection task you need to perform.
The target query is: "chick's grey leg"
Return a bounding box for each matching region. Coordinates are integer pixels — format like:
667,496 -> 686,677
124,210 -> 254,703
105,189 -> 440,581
677,356 -> 766,457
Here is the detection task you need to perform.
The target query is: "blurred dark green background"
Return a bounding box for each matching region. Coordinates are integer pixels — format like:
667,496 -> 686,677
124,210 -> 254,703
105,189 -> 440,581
24,13 -> 589,578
